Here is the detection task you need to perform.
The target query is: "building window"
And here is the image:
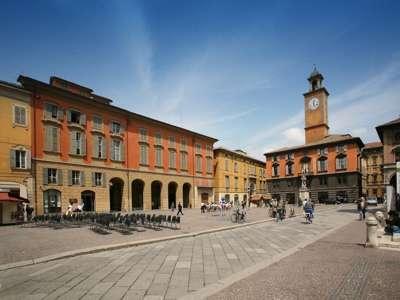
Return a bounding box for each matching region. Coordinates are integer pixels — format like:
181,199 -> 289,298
44,103 -> 62,121
234,177 -> 238,190
244,178 -> 247,190
234,162 -> 238,173
155,147 -> 163,167
48,168 -> 58,184
169,150 -> 176,169
206,157 -> 212,174
180,152 -> 188,170
372,156 -> 377,166
111,139 -> 122,161
71,170 -> 81,185
139,128 -> 147,142
111,121 -> 121,134
225,159 -> 229,171
336,155 -> 347,170
272,164 -> 279,177
140,144 -> 149,165
67,109 -> 85,125
196,143 -> 202,154
196,155 -> 202,173
92,116 -> 103,131
43,189 -> 61,214
93,172 -> 103,186
181,139 -> 187,151
318,147 -> 328,156
373,174 -> 378,184
44,125 -> 60,152
206,145 -> 213,157
169,136 -> 176,148
317,158 -> 327,172
155,133 -> 162,146
93,135 -> 105,159
285,163 -> 293,176
336,144 -> 347,153
13,105 -> 27,126
319,176 -> 327,185
286,153 -> 294,160
225,176 -> 230,191
10,149 -> 29,169
70,131 -> 86,155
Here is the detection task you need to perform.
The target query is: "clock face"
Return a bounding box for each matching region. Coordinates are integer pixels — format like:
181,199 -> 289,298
309,98 -> 319,110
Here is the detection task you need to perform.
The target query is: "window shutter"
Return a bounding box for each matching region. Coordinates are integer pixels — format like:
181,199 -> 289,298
57,169 -> 63,185
81,133 -> 86,155
52,127 -> 59,152
68,170 -> 72,186
55,108 -> 62,121
102,173 -> 107,188
101,138 -> 106,159
111,141 -> 115,160
20,107 -> 26,125
44,126 -> 51,151
343,144 -> 347,151
121,142 -> 125,161
10,149 -> 16,169
43,168 -> 48,185
26,150 -> 31,169
67,110 -> 72,122
93,136 -> 99,158
44,104 -> 51,119
80,113 -> 86,126
80,171 -> 85,186
92,172 -> 96,186
120,123 -> 125,134
70,132 -> 75,154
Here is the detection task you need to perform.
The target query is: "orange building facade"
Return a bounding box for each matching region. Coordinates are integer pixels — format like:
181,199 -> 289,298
265,69 -> 364,204
19,76 -> 217,214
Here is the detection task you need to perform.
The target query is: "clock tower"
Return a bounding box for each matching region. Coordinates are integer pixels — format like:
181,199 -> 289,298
303,67 -> 330,144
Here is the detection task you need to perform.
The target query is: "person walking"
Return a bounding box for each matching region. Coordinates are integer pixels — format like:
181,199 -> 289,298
177,202 -> 183,216
360,197 -> 366,220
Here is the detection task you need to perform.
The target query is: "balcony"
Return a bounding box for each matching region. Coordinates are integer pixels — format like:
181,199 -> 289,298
298,170 -> 313,176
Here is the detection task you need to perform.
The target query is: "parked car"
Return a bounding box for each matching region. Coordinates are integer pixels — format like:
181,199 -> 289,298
366,197 -> 378,206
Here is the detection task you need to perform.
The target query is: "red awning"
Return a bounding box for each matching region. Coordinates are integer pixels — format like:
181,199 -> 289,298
0,192 -> 28,203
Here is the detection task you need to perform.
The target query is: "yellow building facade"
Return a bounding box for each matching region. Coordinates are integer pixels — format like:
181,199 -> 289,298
213,148 -> 267,206
0,81 -> 32,224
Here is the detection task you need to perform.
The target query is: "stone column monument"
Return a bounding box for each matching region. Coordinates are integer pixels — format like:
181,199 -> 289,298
299,171 -> 310,203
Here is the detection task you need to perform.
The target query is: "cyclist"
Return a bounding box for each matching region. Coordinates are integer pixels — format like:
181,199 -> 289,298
303,199 -> 314,223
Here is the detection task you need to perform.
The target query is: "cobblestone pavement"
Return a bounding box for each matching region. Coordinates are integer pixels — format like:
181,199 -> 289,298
209,214 -> 400,300
0,206 -> 302,265
0,205 -> 354,299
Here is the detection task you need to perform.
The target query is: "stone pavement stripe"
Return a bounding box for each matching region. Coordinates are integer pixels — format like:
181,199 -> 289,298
178,211 -> 355,300
28,264 -> 62,277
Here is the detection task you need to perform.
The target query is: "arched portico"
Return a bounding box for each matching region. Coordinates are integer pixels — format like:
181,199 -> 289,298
183,183 -> 191,208
168,182 -> 178,209
132,179 -> 144,210
109,177 -> 124,212
151,181 -> 162,210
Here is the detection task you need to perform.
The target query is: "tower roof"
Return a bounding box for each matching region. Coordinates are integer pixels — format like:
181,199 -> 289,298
308,66 -> 324,81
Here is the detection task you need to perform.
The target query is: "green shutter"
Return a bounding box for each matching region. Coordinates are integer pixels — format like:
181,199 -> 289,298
93,136 -> 99,158
92,172 -> 96,186
102,138 -> 106,159
121,142 -> 125,161
10,149 -> 16,169
44,104 -> 51,119
57,108 -> 64,121
81,133 -> 86,155
52,127 -> 59,152
68,170 -> 72,186
43,168 -> 48,185
80,113 -> 86,125
102,173 -> 107,188
80,171 -> 85,186
67,110 -> 72,122
70,131 -> 75,154
57,170 -> 63,185
26,150 -> 31,169
44,126 -> 51,151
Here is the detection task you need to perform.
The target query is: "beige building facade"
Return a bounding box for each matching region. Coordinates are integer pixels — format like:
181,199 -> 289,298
361,142 -> 384,200
213,148 -> 267,206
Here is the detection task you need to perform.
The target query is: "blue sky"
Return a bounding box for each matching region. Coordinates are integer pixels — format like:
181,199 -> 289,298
1,0 -> 400,159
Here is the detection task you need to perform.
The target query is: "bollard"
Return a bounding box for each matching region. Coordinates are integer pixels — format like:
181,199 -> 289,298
365,215 -> 379,248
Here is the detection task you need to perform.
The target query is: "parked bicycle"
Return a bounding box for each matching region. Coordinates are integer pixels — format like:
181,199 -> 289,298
231,207 -> 246,223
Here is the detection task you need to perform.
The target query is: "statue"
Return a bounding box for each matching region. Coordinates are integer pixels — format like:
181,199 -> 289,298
375,211 -> 386,238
